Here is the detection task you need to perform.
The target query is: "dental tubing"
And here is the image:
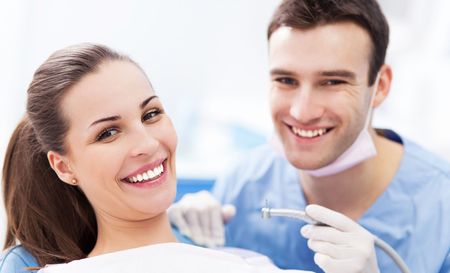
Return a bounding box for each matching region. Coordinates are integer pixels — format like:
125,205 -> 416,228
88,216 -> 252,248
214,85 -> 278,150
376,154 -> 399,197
261,207 -> 411,273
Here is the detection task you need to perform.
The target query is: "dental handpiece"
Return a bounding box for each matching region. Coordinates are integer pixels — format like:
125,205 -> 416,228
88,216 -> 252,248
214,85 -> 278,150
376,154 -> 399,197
260,207 -> 411,273
261,207 -> 320,225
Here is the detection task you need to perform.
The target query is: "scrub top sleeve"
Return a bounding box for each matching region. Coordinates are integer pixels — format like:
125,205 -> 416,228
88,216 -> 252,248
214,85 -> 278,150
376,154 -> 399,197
211,175 -> 228,203
212,168 -> 237,204
438,250 -> 450,273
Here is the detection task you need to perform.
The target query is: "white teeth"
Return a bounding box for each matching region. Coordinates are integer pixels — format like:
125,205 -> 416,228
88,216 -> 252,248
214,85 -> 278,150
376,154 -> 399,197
127,163 -> 164,183
143,173 -> 149,180
292,127 -> 327,138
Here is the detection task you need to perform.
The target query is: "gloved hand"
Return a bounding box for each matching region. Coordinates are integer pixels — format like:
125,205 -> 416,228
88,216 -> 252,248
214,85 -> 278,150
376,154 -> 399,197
168,190 -> 236,247
300,204 -> 380,273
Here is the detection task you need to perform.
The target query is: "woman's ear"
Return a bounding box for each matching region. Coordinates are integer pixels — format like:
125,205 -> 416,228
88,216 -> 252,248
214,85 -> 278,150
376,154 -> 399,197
372,64 -> 393,108
47,151 -> 76,185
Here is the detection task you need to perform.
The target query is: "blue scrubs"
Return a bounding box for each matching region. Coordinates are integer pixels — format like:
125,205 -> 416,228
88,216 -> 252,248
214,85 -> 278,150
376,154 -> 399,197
213,130 -> 450,273
0,245 -> 38,273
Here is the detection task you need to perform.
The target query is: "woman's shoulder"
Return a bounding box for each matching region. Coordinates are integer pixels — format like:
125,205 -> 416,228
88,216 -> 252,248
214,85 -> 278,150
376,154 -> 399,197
0,245 -> 39,272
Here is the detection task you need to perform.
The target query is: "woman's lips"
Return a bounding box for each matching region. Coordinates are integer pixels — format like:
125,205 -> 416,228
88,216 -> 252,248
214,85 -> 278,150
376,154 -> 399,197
122,160 -> 169,189
122,159 -> 167,184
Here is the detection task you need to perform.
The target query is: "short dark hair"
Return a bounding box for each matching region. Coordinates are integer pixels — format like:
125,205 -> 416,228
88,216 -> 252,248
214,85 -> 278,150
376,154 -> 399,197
268,0 -> 389,85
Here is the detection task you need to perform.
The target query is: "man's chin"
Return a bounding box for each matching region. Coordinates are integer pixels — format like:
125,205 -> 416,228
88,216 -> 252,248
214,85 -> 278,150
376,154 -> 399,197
285,153 -> 330,171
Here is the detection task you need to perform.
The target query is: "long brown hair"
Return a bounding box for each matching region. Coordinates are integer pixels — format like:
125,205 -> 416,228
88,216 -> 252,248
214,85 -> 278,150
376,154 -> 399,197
2,43 -> 134,266
267,0 -> 389,86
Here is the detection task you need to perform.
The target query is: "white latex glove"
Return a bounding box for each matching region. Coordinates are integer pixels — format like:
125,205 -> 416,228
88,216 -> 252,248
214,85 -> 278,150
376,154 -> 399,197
300,204 -> 380,273
168,190 -> 236,247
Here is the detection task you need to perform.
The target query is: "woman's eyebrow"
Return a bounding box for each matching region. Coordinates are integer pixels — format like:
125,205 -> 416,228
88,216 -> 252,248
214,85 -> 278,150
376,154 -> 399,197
140,95 -> 158,109
89,115 -> 121,128
88,96 -> 159,128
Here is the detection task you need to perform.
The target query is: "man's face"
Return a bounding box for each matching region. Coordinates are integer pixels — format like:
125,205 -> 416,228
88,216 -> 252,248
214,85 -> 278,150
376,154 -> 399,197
269,22 -> 375,170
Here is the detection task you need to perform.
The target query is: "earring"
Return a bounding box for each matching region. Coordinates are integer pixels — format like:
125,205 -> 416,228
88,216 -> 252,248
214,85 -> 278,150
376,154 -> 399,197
71,178 -> 78,185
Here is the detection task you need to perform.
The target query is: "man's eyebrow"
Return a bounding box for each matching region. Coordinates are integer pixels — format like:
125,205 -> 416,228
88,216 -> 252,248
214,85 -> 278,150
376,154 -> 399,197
319,70 -> 356,80
140,95 -> 158,109
270,68 -> 297,77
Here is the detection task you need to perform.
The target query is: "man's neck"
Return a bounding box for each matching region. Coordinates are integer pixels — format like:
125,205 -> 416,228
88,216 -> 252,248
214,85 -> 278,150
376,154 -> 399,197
300,129 -> 403,220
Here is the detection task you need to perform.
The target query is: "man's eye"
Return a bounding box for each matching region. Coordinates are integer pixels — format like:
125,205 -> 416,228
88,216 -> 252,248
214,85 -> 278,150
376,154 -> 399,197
96,128 -> 119,142
323,79 -> 346,86
143,108 -> 162,122
275,77 -> 298,85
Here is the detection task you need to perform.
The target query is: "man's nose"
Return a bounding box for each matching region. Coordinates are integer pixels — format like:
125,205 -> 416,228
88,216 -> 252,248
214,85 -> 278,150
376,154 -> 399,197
289,86 -> 324,124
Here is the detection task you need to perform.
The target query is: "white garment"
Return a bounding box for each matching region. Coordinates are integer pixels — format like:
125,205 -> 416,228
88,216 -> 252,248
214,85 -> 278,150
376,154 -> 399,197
38,243 -> 313,273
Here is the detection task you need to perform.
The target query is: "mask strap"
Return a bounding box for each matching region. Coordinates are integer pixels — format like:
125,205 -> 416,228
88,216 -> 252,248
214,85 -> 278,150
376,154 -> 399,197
363,72 -> 381,129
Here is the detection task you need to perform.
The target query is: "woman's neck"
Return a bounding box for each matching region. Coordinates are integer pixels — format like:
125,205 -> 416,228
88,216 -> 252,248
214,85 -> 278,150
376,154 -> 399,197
88,212 -> 177,257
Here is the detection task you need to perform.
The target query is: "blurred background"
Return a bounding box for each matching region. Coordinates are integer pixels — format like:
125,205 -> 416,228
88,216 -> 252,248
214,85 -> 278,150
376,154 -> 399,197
1,0 -> 449,248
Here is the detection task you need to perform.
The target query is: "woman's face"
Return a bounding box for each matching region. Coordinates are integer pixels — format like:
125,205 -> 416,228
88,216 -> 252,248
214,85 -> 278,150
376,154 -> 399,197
59,60 -> 177,222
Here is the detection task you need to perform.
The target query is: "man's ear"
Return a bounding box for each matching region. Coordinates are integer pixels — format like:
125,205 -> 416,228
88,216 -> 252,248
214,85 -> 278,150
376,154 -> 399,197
47,151 -> 76,185
372,64 -> 393,108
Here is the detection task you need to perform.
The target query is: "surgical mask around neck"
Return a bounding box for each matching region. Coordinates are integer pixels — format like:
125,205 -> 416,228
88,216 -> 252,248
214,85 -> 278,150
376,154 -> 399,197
304,74 -> 381,177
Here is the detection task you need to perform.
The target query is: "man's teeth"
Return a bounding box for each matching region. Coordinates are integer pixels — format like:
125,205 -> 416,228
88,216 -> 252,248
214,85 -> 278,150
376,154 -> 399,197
292,127 -> 327,138
128,164 -> 164,183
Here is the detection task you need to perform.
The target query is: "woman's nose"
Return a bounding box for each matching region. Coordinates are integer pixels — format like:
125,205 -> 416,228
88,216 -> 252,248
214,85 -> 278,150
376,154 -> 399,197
129,126 -> 159,158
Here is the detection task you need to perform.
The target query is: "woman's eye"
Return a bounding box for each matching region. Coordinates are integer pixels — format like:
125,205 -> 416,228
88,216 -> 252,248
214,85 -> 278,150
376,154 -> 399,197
275,77 -> 298,86
143,109 -> 162,122
96,128 -> 119,142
